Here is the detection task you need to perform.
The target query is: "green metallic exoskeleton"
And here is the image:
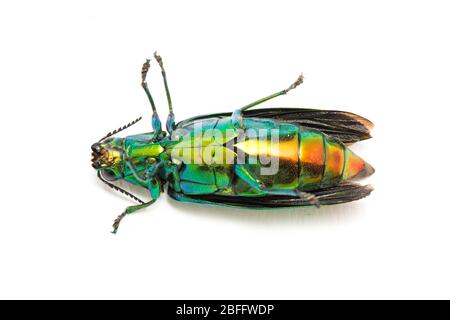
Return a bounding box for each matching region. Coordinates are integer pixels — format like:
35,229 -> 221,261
91,53 -> 374,233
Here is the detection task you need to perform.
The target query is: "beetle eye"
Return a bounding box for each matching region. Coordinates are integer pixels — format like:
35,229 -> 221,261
101,169 -> 118,181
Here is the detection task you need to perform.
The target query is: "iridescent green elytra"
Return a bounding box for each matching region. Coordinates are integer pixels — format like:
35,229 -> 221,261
91,53 -> 374,233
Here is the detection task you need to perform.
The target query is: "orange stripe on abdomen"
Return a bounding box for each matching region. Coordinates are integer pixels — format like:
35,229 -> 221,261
299,131 -> 373,190
299,131 -> 325,190
342,148 -> 374,181
321,138 -> 345,187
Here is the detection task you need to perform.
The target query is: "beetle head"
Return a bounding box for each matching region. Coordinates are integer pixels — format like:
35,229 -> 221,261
91,137 -> 124,181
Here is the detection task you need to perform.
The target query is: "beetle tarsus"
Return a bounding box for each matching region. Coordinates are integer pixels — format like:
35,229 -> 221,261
141,59 -> 150,86
111,211 -> 127,234
234,72 -> 305,126
285,73 -> 304,94
295,190 -> 320,208
154,51 -> 164,71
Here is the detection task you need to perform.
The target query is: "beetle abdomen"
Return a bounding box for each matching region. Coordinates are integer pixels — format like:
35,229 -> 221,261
171,117 -> 373,196
299,130 -> 374,191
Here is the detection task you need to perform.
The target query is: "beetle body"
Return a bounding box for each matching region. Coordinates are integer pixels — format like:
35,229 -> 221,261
91,55 -> 374,232
166,116 -> 373,197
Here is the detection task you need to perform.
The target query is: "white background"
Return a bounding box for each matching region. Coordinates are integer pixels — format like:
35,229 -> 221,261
1,0 -> 449,299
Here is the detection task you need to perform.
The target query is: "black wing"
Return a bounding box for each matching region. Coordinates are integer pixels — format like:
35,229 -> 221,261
177,108 -> 373,144
169,182 -> 373,208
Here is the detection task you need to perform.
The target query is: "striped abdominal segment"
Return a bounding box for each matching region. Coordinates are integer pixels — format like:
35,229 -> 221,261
299,132 -> 325,189
342,148 -> 375,181
322,139 -> 345,187
299,131 -> 374,190
234,129 -> 373,191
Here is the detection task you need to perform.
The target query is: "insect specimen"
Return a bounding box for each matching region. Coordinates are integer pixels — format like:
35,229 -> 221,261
91,53 -> 374,233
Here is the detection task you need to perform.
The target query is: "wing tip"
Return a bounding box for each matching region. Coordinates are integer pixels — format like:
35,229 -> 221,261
347,111 -> 374,131
361,184 -> 374,199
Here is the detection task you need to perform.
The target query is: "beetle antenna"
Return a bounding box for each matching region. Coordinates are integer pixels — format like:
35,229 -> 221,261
98,116 -> 142,142
97,171 -> 145,204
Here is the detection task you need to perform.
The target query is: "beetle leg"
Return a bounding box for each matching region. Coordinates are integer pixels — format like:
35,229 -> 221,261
232,74 -> 304,129
231,109 -> 244,128
295,190 -> 320,208
141,59 -> 162,135
234,165 -> 320,206
154,52 -> 175,134
111,199 -> 157,234
234,164 -> 267,192
148,178 -> 161,200
166,163 -> 182,192
142,162 -> 164,200
111,163 -> 164,234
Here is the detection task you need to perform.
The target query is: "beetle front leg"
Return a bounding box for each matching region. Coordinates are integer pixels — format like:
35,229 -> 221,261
112,199 -> 157,234
154,52 -> 176,134
112,166 -> 162,234
112,178 -> 160,234
141,59 -> 162,135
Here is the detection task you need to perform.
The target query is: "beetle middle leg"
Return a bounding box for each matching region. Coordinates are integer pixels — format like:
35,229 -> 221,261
232,73 -> 304,128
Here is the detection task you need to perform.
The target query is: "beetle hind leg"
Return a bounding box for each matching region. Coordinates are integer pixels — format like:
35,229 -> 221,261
231,74 -> 304,129
234,164 -> 268,192
295,190 -> 320,208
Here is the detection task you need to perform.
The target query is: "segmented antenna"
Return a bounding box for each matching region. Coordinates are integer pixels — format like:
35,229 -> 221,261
97,171 -> 145,204
98,116 -> 142,142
